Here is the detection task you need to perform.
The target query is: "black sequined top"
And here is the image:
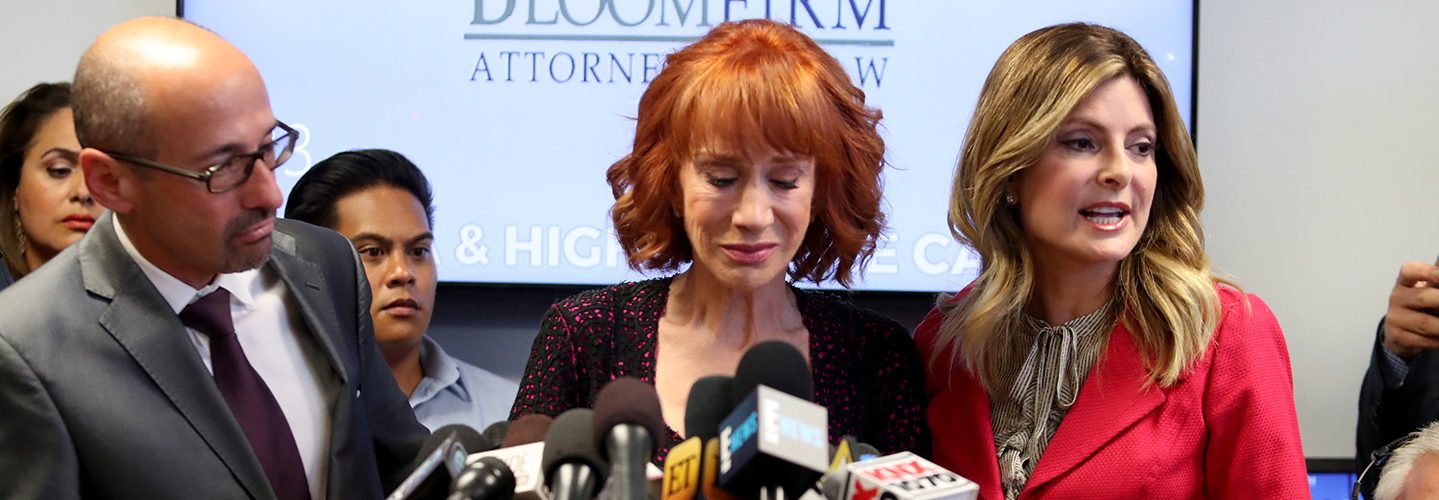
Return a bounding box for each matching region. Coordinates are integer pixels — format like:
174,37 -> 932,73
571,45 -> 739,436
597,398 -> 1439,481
509,277 -> 928,461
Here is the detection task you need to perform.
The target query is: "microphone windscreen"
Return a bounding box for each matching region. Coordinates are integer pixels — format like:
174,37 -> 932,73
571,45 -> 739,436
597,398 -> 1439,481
853,443 -> 880,461
403,424 -> 478,477
592,377 -> 665,455
501,414 -> 553,448
451,456 -> 517,500
479,421 -> 509,452
448,424 -> 490,455
541,408 -> 610,480
733,341 -> 812,402
683,375 -> 734,440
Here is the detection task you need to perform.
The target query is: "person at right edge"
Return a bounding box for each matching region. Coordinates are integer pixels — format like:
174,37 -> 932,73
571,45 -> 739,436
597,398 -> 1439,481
1358,259 -> 1439,498
913,23 -> 1308,498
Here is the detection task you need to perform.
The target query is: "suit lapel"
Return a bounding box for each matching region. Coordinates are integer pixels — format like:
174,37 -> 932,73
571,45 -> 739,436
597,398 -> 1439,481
83,213 -> 272,500
945,368 -> 1004,499
271,224 -> 371,500
1024,324 -> 1166,492
266,229 -> 347,387
921,319 -> 1004,500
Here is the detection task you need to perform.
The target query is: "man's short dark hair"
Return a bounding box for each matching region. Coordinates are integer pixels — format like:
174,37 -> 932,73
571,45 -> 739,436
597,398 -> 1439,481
284,149 -> 435,230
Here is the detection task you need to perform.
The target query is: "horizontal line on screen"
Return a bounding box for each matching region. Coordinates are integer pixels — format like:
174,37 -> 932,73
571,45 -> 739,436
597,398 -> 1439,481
463,33 -> 894,47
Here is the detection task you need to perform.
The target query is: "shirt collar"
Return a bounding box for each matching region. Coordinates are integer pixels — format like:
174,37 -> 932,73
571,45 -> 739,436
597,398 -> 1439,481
411,336 -> 468,406
1021,297 -> 1116,338
113,216 -> 260,312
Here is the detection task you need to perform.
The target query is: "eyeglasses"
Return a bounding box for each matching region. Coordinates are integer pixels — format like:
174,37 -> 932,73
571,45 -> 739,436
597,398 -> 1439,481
1354,433 -> 1417,499
101,121 -> 298,194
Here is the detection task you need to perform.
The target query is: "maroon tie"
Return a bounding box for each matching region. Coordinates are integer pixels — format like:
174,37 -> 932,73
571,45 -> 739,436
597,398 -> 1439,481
180,289 -> 312,500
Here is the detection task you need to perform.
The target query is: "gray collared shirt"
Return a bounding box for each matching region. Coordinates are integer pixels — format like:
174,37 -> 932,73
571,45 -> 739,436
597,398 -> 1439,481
410,336 -> 518,432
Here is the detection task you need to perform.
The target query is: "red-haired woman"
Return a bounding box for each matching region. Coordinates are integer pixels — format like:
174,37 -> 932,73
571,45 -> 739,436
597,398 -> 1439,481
510,19 -> 925,458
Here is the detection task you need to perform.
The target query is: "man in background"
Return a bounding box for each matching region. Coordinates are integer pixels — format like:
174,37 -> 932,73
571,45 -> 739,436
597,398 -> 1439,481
286,148 -> 518,431
1360,259 -> 1439,497
0,17 -> 427,499
1374,421 -> 1439,500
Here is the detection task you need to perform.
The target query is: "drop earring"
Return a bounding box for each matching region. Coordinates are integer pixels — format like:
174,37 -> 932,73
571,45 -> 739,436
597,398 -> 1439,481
12,210 -> 25,259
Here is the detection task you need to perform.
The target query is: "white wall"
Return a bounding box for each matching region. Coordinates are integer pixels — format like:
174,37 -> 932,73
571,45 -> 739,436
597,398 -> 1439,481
3,0 -> 1435,461
0,0 -> 173,101
1198,1 -> 1439,458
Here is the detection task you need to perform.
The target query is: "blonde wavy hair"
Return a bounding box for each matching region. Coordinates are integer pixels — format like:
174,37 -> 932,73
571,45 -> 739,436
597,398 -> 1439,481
934,23 -> 1224,391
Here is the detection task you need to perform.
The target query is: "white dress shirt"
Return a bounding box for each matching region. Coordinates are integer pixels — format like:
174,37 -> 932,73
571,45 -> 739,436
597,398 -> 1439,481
114,217 -> 331,500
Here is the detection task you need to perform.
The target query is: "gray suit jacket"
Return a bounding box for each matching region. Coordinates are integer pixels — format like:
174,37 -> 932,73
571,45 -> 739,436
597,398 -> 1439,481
0,213 -> 428,499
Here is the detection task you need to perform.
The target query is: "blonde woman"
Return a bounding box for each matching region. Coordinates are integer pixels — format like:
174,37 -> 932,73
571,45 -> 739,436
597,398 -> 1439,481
914,23 -> 1307,498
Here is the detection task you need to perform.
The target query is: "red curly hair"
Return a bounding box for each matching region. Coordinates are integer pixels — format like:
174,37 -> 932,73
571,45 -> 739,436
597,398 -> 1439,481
606,19 -> 887,287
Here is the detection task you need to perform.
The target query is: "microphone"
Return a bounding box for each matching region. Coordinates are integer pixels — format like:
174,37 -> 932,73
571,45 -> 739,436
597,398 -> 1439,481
731,341 -> 814,402
662,438 -> 703,500
810,436 -> 859,499
480,421 -> 510,452
829,452 -> 978,500
542,408 -> 611,500
448,456 -> 517,500
389,424 -> 486,500
593,377 -> 666,500
852,444 -> 880,463
686,375 -> 735,441
717,341 -> 829,498
828,436 -> 860,474
701,437 -> 741,500
663,375 -> 736,500
816,439 -> 873,500
470,414 -> 553,499
502,414 -> 554,448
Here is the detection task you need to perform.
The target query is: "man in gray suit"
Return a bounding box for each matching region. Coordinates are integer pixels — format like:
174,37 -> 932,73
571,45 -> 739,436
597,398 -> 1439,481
0,17 -> 428,499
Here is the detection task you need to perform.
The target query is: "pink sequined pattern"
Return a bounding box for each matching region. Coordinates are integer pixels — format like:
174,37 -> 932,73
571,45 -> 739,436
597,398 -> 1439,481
509,277 -> 928,461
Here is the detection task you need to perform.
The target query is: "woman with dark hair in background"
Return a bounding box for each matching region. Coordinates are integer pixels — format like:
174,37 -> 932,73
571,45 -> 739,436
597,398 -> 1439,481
286,149 -> 518,431
915,23 -> 1307,498
510,19 -> 925,457
0,82 -> 98,287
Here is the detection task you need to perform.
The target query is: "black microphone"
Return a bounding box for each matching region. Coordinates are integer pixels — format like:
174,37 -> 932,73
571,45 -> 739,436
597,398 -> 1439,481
474,414 -> 553,499
390,424 -> 486,500
731,341 -> 813,402
716,341 -> 829,499
448,456 -> 517,500
479,421 -> 510,453
593,377 -> 665,500
448,426 -> 497,458
542,408 -> 610,500
685,375 -> 735,441
663,375 -> 735,500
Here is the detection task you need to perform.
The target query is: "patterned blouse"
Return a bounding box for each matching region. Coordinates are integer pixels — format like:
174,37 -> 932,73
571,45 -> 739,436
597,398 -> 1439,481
509,277 -> 927,461
990,301 -> 1115,500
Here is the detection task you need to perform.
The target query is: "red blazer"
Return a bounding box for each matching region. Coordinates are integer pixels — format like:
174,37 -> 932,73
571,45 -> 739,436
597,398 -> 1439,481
914,286 -> 1308,499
